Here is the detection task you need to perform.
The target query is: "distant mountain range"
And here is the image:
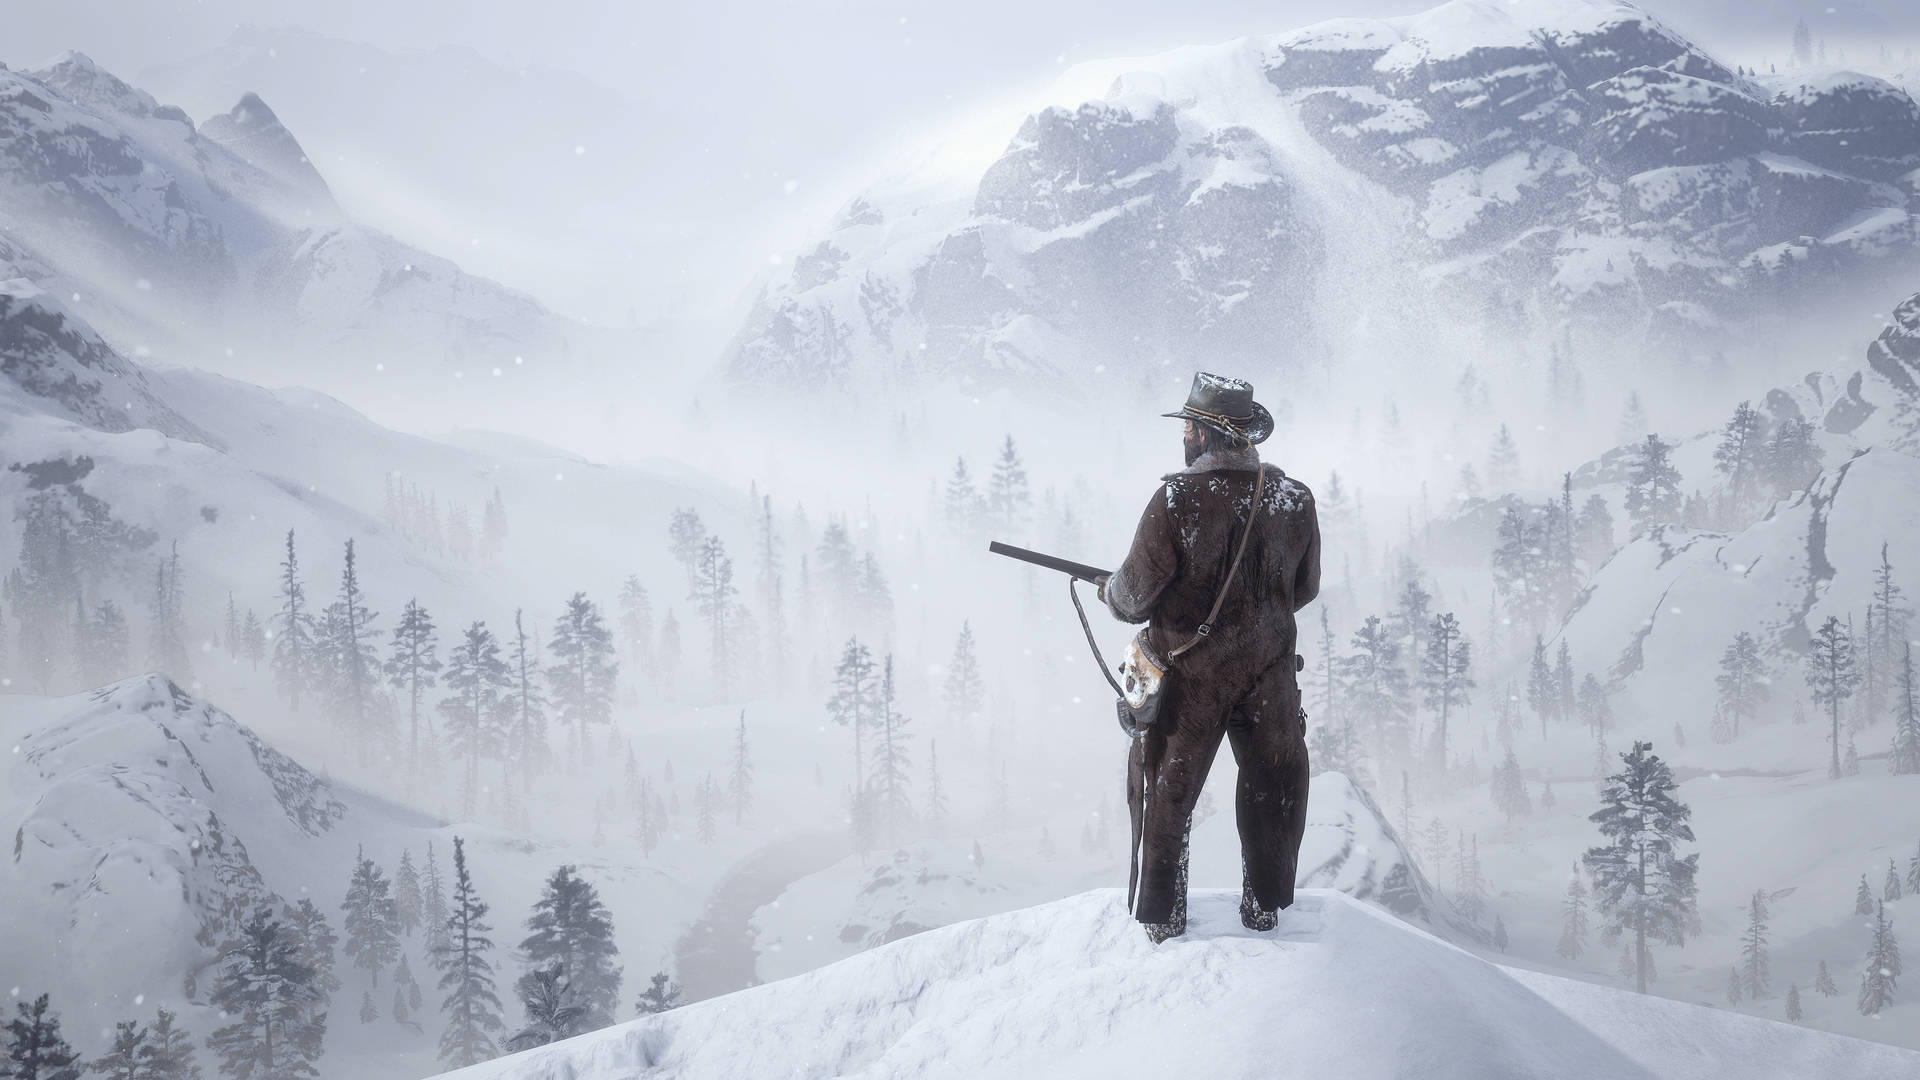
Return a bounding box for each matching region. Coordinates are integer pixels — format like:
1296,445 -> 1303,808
724,0 -> 1920,391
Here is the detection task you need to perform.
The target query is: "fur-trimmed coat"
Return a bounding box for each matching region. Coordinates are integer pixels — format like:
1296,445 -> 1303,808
1103,446 -> 1320,684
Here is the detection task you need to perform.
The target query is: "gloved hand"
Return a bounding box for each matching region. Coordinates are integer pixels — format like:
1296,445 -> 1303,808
1096,575 -> 1110,604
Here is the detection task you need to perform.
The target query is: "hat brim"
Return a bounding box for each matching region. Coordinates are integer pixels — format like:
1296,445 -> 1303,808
1162,402 -> 1273,445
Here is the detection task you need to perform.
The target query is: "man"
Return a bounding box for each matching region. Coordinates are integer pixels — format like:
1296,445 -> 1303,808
1099,372 -> 1320,943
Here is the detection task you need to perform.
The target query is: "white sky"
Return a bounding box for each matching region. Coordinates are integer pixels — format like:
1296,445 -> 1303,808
8,0 -> 1913,327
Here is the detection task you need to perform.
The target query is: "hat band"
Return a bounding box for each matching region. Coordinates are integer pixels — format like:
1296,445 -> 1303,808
1184,404 -> 1255,425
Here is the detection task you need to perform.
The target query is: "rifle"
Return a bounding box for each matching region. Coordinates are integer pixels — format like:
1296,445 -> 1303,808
987,541 -> 1110,584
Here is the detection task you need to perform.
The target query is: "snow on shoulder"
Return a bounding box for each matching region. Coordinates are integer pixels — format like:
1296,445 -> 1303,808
433,888 -> 1913,1080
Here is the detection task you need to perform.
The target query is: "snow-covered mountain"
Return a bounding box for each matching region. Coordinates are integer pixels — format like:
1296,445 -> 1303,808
724,0 -> 1920,391
0,51 -> 629,438
1555,289 -> 1920,725
436,887 -> 1919,1080
749,771 -> 1470,984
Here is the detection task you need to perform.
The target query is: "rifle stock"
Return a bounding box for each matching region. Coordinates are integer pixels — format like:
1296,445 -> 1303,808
988,541 -> 1110,584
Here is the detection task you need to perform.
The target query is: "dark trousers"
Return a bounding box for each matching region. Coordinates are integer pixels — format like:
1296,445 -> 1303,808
1127,657 -> 1310,925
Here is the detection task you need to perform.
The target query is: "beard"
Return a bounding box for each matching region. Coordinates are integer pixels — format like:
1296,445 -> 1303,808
1183,432 -> 1207,466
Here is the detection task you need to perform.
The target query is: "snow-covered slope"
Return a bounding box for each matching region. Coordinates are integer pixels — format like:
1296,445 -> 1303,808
725,0 -> 1920,391
0,51 -> 611,437
750,771 -> 1466,983
435,887 -> 1918,1080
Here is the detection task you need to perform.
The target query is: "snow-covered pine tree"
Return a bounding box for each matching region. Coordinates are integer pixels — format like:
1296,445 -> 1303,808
1741,889 -> 1770,998
1486,424 -> 1519,490
340,848 -> 401,987
4,993 -> 82,1080
1895,642 -> 1920,776
223,592 -> 241,660
384,599 -> 441,785
690,538 -> 738,696
1713,401 -> 1768,520
358,992 -> 377,1025
1559,865 -> 1589,959
827,637 -> 877,808
1389,568 -> 1432,674
1785,982 -> 1802,1021
1858,901 -> 1902,1016
1623,435 -> 1682,536
206,907 -> 328,1080
754,494 -> 788,685
504,964 -> 587,1052
281,898 -> 340,998
1886,859 -> 1904,902
1553,641 -> 1576,721
137,1007 -> 201,1080
1816,959 -> 1840,996
666,508 -> 707,590
433,837 -> 503,1068
985,435 -> 1032,535
441,622 -> 509,818
944,457 -> 980,534
942,622 -> 983,728
517,865 -> 622,1031
1341,616 -> 1412,766
1856,875 -> 1877,915
871,655 -> 915,847
320,540 -> 381,760
1582,742 -> 1700,994
1491,749 -> 1529,821
1541,778 -> 1556,810
617,575 -> 654,682
422,842 -> 451,957
145,540 -> 192,684
1727,966 -> 1742,1004
1764,416 -> 1821,498
1420,612 -> 1472,769
633,972 -> 681,1016
729,710 -> 753,824
1806,615 -> 1861,779
505,610 -> 548,781
393,850 -> 423,938
1908,840 -> 1920,896
393,955 -> 423,1021
1715,633 -> 1768,740
925,739 -> 948,830
242,610 -> 266,671
547,593 -> 617,753
1493,915 -> 1508,953
271,530 -> 317,711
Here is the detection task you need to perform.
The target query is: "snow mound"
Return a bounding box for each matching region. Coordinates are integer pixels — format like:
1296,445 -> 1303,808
435,888 -> 1916,1080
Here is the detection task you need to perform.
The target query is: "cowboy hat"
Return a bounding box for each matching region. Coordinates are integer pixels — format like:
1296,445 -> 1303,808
1162,372 -> 1273,445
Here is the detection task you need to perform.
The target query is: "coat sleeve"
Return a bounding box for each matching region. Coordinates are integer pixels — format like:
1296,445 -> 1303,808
1104,484 -> 1179,624
1292,503 -> 1321,613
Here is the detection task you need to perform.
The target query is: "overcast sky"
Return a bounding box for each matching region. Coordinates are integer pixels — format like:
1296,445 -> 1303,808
9,0 -> 1912,327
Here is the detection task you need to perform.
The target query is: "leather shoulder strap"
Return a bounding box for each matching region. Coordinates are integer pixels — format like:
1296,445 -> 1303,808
1170,463 -> 1265,659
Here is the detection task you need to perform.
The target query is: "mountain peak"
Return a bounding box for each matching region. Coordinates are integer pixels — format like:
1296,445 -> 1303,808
199,90 -> 338,217
30,49 -> 179,124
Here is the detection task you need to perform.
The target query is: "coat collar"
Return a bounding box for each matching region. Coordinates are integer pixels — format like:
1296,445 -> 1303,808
1166,446 -> 1263,479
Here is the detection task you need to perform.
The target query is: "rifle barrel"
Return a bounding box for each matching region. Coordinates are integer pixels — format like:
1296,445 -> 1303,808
988,541 -> 1110,583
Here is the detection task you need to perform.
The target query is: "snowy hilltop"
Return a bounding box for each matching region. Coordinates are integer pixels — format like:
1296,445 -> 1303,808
434,887 -> 1918,1080
724,0 -> 1920,391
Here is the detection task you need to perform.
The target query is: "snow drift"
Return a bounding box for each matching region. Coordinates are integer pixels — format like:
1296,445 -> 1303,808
435,887 -> 1918,1080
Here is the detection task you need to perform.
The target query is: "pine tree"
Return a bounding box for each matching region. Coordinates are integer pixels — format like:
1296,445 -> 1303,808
441,621 -> 509,816
1623,435 -> 1682,535
223,592 -> 241,661
1487,424 -> 1519,490
1420,612 -> 1472,768
754,495 -> 788,685
319,540 -> 381,759
1493,914 -> 1509,953
1583,742 -> 1700,994
925,739 -> 948,830
147,541 -> 191,683
137,1008 -> 201,1080
729,710 -> 753,825
280,898 -> 339,998
616,576 -> 654,680
393,850 -> 423,938
421,842 -> 451,957
1806,615 -> 1860,779
433,837 -> 503,1068
1856,875 -> 1876,916
1742,889 -> 1771,998
82,600 -> 130,686
1765,416 -> 1821,497
517,865 -> 622,1031
690,537 -> 738,695
242,611 -> 266,672
340,848 -> 402,987
942,622 -> 983,727
827,638 -> 877,813
5,994 -> 82,1080
206,907 -> 328,1080
384,600 -> 441,784
1575,494 -> 1615,568
505,610 -> 548,781
695,773 -> 717,842
1858,901 -> 1901,1016
1816,959 -> 1840,996
504,964 -> 586,1052
985,435 -> 1032,534
1340,616 -> 1412,765
1554,641 -> 1576,722
870,655 -> 915,847
1727,965 -> 1743,1005
1871,545 -> 1912,714
665,508 -> 707,589
357,992 -> 377,1025
1886,859 -> 1904,903
944,457 -> 980,533
1785,982 -> 1802,1021
1576,675 -> 1612,740
633,972 -> 681,1015
1715,633 -> 1768,740
1714,401 -> 1768,518
1389,569 -> 1432,674
1894,642 -> 1920,775
1492,748 -> 1530,821
271,530 -> 316,711
1559,865 -> 1589,959
1908,840 -> 1920,896
547,593 -> 617,749
1526,637 -> 1556,737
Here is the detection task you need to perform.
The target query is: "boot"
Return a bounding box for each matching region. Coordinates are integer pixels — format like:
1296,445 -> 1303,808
1240,877 -> 1278,932
1143,886 -> 1188,944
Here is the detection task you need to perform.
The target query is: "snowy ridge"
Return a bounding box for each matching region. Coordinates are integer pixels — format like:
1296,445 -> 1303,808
725,0 -> 1920,391
435,887 -> 1918,1080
